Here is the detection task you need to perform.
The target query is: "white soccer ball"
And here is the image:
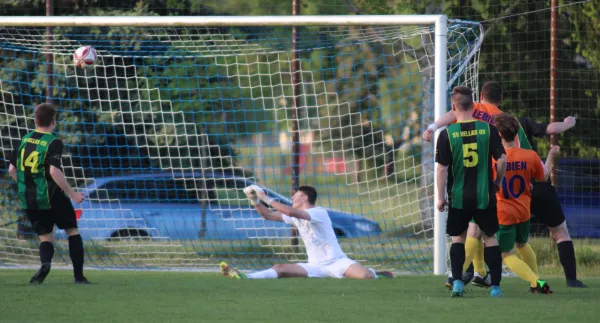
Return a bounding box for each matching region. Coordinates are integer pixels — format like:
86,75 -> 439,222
73,46 -> 97,68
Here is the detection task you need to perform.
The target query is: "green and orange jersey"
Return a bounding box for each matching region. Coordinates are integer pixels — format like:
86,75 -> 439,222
493,146 -> 546,225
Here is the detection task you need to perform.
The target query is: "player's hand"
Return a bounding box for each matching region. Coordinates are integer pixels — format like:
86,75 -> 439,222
564,116 -> 576,129
493,178 -> 503,192
249,184 -> 274,206
243,186 -> 260,205
436,199 -> 447,212
422,128 -> 433,142
69,192 -> 85,204
549,145 -> 560,157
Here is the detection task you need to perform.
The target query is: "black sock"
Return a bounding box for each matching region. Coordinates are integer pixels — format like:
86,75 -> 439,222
484,246 -> 502,286
557,241 -> 577,280
39,241 -> 54,265
68,234 -> 85,280
450,243 -> 465,282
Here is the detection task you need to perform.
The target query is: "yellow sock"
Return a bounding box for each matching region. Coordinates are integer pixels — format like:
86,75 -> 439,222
473,239 -> 486,276
516,243 -> 539,276
463,237 -> 484,274
463,237 -> 478,271
504,254 -> 539,288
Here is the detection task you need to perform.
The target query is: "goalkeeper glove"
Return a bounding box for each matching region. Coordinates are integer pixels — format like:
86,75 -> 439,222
249,184 -> 274,206
243,186 -> 260,206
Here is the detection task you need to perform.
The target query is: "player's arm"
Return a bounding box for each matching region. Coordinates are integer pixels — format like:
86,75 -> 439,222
490,127 -> 507,186
242,186 -> 283,221
423,111 -> 457,142
519,116 -> 575,138
269,200 -> 311,221
254,202 -> 285,222
246,185 -> 311,221
542,146 -> 560,180
8,164 -> 17,181
546,116 -> 576,135
434,130 -> 451,211
46,139 -> 84,203
8,147 -> 18,181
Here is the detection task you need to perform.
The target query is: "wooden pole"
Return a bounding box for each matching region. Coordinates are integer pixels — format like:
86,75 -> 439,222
550,0 -> 558,185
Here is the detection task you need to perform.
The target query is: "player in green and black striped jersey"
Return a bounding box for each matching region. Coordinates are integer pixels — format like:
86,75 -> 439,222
8,103 -> 90,284
426,81 -> 585,288
435,86 -> 507,298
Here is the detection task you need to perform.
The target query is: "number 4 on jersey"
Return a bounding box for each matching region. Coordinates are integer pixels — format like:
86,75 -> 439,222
20,150 -> 40,173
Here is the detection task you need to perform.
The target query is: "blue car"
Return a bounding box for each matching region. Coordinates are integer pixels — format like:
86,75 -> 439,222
55,172 -> 382,241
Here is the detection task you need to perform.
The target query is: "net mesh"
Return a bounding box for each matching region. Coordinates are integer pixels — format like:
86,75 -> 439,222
0,20 -> 482,272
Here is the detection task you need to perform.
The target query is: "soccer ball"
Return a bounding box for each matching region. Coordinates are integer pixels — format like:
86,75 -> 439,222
73,46 -> 97,68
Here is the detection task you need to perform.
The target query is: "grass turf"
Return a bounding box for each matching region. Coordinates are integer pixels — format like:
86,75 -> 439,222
1,270 -> 599,323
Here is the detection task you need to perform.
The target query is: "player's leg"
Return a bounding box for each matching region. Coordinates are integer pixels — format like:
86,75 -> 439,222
499,224 -> 542,290
332,258 -> 386,279
463,221 -> 483,273
548,221 -> 586,287
515,220 -> 539,275
446,208 -> 470,297
475,207 -> 503,297
513,222 -> 552,294
219,262 -> 313,279
516,244 -> 539,276
54,197 -> 89,283
463,222 -> 491,288
531,182 -> 585,287
26,210 -> 55,284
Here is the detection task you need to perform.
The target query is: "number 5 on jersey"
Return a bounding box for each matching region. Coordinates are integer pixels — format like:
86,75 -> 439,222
462,143 -> 478,167
20,150 -> 40,173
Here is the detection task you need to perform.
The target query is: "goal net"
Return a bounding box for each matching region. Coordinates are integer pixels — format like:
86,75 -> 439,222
0,16 -> 482,273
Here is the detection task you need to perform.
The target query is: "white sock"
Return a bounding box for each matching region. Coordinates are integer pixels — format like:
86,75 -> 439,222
368,268 -> 378,279
246,268 -> 278,279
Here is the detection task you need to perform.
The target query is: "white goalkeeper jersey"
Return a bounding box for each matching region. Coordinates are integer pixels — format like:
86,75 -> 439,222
281,207 -> 347,266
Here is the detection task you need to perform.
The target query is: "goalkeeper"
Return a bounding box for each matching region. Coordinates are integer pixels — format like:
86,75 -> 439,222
219,185 -> 392,280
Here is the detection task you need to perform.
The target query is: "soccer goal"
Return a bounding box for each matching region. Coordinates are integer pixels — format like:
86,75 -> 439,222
0,15 -> 482,275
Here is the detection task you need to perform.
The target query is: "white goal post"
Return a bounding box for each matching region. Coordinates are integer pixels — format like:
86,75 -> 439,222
0,15 -> 483,275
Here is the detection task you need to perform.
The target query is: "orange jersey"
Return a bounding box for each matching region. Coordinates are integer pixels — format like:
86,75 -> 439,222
453,102 -> 533,149
472,102 -> 503,126
493,147 -> 546,225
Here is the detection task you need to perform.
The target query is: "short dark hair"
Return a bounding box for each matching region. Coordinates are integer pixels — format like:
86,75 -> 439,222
481,81 -> 503,104
451,86 -> 474,111
297,186 -> 317,205
34,103 -> 57,127
494,113 -> 519,142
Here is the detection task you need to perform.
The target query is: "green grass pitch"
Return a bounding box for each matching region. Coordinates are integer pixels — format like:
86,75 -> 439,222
1,270 -> 599,323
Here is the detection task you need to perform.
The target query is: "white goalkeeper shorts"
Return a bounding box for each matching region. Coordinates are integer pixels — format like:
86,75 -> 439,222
298,257 -> 358,279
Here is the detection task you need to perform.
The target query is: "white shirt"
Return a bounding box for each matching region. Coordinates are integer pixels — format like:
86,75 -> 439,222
281,207 -> 347,266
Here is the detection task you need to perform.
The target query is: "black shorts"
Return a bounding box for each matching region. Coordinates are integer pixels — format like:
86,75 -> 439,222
25,195 -> 77,236
447,205 -> 499,237
530,181 -> 566,228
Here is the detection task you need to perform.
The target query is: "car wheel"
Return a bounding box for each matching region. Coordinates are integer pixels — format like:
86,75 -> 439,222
109,229 -> 150,241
